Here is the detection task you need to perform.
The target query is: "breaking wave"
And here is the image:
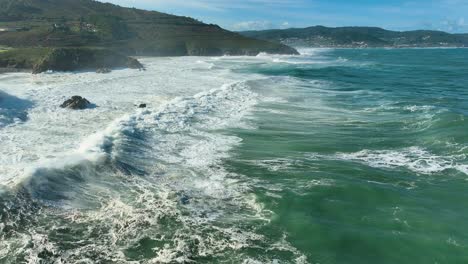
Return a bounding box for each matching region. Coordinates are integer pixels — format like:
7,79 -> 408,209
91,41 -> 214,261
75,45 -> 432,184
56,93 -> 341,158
0,80 -> 307,263
0,91 -> 33,128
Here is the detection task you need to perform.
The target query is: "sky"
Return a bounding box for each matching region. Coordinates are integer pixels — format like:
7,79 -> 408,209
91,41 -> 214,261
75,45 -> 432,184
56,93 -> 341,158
100,0 -> 468,33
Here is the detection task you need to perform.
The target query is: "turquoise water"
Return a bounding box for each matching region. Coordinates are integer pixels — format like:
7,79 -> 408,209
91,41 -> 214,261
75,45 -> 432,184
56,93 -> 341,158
1,49 -> 468,263
227,48 -> 468,263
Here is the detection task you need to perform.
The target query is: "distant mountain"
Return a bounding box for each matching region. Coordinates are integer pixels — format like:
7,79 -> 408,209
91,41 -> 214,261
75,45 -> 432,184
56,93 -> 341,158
0,0 -> 298,56
241,26 -> 468,48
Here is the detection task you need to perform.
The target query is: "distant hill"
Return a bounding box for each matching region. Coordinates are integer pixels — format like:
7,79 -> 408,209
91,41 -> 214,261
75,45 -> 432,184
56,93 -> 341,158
0,0 -> 298,56
241,26 -> 468,48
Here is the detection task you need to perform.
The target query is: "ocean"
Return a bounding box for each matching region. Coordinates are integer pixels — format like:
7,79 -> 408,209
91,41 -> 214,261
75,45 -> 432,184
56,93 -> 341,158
0,48 -> 467,263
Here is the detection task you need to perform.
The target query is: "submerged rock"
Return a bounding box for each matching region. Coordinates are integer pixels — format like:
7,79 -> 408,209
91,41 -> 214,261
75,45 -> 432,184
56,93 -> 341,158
60,96 -> 91,110
138,103 -> 147,108
180,194 -> 190,205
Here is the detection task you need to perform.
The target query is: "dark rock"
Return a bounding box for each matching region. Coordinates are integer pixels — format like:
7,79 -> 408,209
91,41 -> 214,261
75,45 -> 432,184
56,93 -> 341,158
126,58 -> 144,70
60,96 -> 91,110
138,104 -> 147,108
96,67 -> 111,74
180,194 -> 190,205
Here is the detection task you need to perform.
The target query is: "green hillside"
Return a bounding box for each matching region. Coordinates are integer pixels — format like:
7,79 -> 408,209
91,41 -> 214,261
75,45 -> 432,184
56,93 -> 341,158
0,0 -> 298,56
241,26 -> 468,48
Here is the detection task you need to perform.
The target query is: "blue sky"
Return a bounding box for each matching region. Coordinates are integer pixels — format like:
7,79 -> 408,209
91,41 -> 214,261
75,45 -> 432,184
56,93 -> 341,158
100,0 -> 468,33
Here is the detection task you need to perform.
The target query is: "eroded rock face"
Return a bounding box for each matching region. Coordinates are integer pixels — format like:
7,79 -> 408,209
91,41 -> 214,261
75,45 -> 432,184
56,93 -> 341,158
60,96 -> 91,110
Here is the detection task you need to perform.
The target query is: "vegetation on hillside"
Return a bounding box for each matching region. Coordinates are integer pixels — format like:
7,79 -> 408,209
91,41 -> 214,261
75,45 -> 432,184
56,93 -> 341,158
0,0 -> 298,56
241,26 -> 468,48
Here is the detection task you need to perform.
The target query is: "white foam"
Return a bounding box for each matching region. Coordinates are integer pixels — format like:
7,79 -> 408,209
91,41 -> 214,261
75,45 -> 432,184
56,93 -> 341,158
0,57 -> 308,263
403,105 -> 436,112
296,47 -> 333,56
256,49 -> 333,65
195,59 -> 215,69
251,158 -> 302,172
362,104 -> 440,114
0,57 -> 244,185
312,147 -> 468,175
5,80 -> 256,188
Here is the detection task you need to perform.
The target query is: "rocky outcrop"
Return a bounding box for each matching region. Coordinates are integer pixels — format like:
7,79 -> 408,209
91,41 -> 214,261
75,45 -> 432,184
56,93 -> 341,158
60,96 -> 91,110
31,48 -> 143,74
0,48 -> 144,74
126,59 -> 144,70
96,68 -> 111,74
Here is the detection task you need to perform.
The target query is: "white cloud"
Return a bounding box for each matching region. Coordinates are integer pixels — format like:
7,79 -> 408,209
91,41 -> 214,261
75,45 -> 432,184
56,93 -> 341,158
439,17 -> 467,32
280,21 -> 290,28
232,21 -> 274,31
231,20 -> 294,31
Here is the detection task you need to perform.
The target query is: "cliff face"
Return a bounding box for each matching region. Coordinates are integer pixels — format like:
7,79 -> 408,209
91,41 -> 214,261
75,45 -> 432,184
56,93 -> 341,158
0,0 -> 298,56
241,26 -> 468,48
0,48 -> 143,73
31,48 -> 143,73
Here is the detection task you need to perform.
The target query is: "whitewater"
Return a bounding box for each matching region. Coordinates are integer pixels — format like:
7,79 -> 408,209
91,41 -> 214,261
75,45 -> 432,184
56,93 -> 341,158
1,48 -> 468,263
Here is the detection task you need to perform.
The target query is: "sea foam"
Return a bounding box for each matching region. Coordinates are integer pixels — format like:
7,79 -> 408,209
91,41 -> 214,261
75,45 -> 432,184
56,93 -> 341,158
310,147 -> 468,175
